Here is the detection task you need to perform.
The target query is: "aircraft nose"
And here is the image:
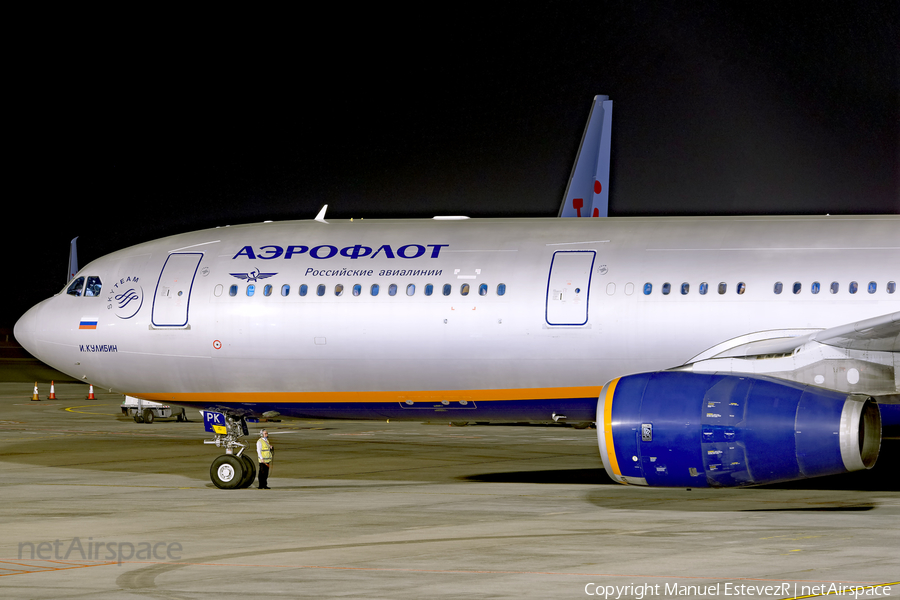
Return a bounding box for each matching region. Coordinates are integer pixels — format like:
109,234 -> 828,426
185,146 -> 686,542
14,302 -> 44,360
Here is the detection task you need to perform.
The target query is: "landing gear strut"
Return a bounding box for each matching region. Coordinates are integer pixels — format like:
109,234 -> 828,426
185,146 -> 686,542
202,410 -> 256,489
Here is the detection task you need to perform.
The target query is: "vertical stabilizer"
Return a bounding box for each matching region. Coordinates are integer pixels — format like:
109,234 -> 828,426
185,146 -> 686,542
67,237 -> 79,283
558,95 -> 613,218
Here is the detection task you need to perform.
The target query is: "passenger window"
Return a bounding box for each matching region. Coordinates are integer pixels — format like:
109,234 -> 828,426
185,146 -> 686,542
67,276 -> 85,297
792,282 -> 801,295
699,282 -> 708,295
643,283 -> 652,295
85,276 -> 102,297
773,282 -> 783,295
736,282 -> 746,295
443,284 -> 452,296
264,284 -> 273,297
229,284 -> 238,297
810,282 -> 820,294
247,284 -> 256,297
353,284 -> 361,296
830,282 -> 839,294
299,284 -> 308,297
388,284 -> 398,296
425,284 -> 434,296
281,284 -> 290,297
680,283 -> 689,295
718,282 -> 727,295
335,284 -> 344,297
316,284 -> 325,297
479,283 -> 488,296
407,284 -> 415,296
849,281 -> 858,294
868,281 -> 877,294
662,283 -> 671,295
888,281 -> 896,294
460,283 -> 470,296
497,283 -> 506,296
371,284 -> 380,296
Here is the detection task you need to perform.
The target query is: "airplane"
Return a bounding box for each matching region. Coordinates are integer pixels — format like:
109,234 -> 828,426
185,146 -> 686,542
14,96 -> 899,490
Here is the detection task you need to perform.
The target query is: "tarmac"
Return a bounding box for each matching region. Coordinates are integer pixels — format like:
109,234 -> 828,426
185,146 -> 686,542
0,375 -> 897,599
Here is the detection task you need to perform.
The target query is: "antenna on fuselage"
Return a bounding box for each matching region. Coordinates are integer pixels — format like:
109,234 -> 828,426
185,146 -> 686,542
315,205 -> 329,224
67,237 -> 79,283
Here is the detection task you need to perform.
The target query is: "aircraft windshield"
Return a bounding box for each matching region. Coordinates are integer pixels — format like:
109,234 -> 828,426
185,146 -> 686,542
66,275 -> 102,297
66,277 -> 84,296
85,276 -> 102,296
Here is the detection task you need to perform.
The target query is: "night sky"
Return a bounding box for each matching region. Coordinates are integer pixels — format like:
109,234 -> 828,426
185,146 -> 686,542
5,2 -> 898,330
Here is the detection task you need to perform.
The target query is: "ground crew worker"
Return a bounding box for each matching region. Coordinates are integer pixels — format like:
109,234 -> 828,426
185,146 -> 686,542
256,429 -> 274,489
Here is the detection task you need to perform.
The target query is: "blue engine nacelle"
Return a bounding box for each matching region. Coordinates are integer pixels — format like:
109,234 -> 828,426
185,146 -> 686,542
597,372 -> 881,488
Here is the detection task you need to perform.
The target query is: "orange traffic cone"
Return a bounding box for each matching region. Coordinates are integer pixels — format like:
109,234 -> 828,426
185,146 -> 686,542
87,384 -> 96,400
48,381 -> 57,400
31,382 -> 40,401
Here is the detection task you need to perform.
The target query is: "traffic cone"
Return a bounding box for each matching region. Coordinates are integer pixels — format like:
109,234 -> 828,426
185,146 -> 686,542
31,382 -> 40,401
87,384 -> 95,400
48,381 -> 56,400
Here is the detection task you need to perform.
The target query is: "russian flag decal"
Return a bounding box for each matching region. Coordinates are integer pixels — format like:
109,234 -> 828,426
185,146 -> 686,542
79,318 -> 98,330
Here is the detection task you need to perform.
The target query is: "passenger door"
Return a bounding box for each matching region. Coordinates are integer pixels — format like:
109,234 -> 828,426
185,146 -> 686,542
152,253 -> 203,327
545,250 -> 595,326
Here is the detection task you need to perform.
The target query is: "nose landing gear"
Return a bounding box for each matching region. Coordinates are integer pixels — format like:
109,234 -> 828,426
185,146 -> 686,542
202,410 -> 256,489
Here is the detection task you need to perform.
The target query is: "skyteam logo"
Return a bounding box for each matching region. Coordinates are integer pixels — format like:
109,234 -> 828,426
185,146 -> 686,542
107,276 -> 143,320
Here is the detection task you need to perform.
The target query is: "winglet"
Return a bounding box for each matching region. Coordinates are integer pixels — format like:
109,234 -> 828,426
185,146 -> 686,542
558,95 -> 613,218
315,205 -> 329,224
67,237 -> 79,283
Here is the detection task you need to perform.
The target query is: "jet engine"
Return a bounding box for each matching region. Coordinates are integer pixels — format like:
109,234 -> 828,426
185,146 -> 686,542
597,372 -> 881,488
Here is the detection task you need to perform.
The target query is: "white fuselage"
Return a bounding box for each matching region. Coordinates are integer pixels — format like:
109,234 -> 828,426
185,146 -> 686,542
15,215 -> 899,420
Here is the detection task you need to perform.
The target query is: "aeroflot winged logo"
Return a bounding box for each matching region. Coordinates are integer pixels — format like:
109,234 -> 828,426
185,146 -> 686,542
232,243 -> 450,260
229,268 -> 277,282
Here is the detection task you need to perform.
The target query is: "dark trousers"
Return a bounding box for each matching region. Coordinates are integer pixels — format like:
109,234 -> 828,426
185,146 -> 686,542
258,462 -> 270,488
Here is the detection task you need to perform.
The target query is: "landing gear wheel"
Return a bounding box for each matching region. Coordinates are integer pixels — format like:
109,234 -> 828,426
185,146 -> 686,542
176,409 -> 187,422
238,454 -> 257,488
210,455 -> 244,489
142,408 -> 154,424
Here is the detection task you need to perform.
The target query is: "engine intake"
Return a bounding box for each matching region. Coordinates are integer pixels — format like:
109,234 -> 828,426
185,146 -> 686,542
597,372 -> 881,488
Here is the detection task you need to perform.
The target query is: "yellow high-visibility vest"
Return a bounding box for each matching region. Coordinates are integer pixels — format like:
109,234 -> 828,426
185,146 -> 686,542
258,438 -> 273,461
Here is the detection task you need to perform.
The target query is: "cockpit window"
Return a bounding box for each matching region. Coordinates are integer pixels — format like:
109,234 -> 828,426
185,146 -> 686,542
67,277 -> 85,297
85,276 -> 103,297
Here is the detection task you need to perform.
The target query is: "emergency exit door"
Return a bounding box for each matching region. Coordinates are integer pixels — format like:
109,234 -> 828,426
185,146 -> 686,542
152,253 -> 203,327
545,250 -> 595,326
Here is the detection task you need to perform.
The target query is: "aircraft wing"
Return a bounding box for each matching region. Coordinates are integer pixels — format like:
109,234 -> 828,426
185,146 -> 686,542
808,311 -> 900,352
679,311 -> 899,412
687,311 -> 900,361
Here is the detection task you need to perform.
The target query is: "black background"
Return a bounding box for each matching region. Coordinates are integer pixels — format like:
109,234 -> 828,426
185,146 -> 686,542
5,1 -> 898,329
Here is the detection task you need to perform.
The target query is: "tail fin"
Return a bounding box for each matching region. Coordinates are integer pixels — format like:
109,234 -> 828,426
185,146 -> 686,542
67,237 -> 79,283
558,95 -> 613,218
